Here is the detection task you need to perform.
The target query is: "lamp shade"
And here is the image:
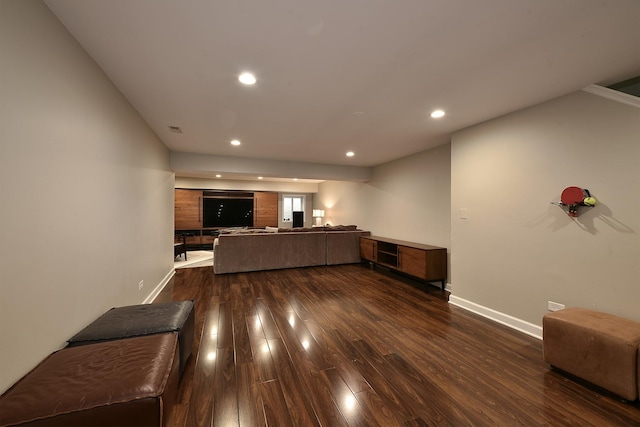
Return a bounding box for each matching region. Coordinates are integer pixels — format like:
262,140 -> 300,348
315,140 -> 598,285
312,209 -> 325,218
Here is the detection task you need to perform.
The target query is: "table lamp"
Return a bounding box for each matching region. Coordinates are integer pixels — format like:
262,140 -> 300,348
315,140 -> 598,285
312,209 -> 325,226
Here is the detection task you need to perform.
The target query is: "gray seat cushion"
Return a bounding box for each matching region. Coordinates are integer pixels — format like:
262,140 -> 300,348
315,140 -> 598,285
68,300 -> 195,377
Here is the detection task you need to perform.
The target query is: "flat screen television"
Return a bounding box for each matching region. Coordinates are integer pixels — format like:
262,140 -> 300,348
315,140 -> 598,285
202,198 -> 253,228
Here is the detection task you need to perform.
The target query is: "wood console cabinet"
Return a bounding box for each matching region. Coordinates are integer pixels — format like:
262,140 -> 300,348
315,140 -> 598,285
360,236 -> 447,290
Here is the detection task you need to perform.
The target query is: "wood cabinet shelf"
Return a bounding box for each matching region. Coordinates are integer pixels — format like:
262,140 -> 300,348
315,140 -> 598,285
360,236 -> 447,291
378,250 -> 397,256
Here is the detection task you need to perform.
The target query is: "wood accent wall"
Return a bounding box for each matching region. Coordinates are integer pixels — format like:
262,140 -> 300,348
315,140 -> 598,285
253,191 -> 278,228
174,189 -> 278,237
174,189 -> 201,229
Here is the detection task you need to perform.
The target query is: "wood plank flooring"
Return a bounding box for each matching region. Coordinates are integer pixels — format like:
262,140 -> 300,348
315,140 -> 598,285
155,264 -> 640,426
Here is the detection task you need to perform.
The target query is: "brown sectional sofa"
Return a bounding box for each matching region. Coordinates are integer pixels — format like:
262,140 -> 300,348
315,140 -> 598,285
213,226 -> 370,274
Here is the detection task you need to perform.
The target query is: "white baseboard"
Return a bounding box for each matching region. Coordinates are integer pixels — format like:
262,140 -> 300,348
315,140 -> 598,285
143,268 -> 175,304
449,295 -> 542,340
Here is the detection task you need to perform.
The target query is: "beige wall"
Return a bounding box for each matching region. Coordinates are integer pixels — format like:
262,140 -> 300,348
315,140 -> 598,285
451,91 -> 640,327
278,192 -> 315,228
316,143 -> 451,249
0,0 -> 174,393
317,90 -> 639,336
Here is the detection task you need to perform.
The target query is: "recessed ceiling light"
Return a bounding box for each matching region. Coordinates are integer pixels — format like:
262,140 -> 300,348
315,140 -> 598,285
258,176 -> 263,180
230,139 -> 241,146
430,109 -> 445,118
238,72 -> 256,85
293,178 -> 299,181
346,151 -> 355,157
216,174 -> 222,178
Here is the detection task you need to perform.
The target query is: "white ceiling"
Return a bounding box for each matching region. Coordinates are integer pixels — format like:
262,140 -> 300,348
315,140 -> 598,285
45,0 -> 640,178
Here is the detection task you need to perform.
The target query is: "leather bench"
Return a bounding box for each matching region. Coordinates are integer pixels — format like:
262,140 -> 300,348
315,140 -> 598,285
543,307 -> 640,401
67,300 -> 195,378
0,333 -> 179,427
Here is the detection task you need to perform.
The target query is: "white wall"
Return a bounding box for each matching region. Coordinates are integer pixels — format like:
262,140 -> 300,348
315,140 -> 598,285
0,0 -> 174,393
171,152 -> 372,182
316,143 -> 451,249
451,90 -> 640,327
314,180 -> 370,228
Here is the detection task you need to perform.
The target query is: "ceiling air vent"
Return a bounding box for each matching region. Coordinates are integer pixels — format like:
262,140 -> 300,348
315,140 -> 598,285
168,125 -> 183,133
608,76 -> 640,97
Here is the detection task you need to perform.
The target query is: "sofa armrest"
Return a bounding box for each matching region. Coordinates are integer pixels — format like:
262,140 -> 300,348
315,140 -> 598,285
326,231 -> 371,265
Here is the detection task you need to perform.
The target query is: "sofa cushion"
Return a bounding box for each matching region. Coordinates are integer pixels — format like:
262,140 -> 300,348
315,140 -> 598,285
325,224 -> 358,231
277,227 -> 317,233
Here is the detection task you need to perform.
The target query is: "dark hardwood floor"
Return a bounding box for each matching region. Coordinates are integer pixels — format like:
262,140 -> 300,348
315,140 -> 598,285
156,264 -> 640,427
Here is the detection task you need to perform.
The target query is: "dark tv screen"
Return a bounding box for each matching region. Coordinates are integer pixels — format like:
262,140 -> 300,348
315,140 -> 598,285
202,198 -> 253,228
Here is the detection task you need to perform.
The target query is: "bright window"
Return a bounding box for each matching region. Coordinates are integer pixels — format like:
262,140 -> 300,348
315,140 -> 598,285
283,195 -> 304,222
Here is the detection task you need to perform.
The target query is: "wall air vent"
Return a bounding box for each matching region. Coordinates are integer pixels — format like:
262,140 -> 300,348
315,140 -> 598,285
168,125 -> 183,133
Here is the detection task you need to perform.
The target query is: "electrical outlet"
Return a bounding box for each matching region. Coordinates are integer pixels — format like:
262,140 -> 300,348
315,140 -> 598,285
547,301 -> 565,312
138,280 -> 144,290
